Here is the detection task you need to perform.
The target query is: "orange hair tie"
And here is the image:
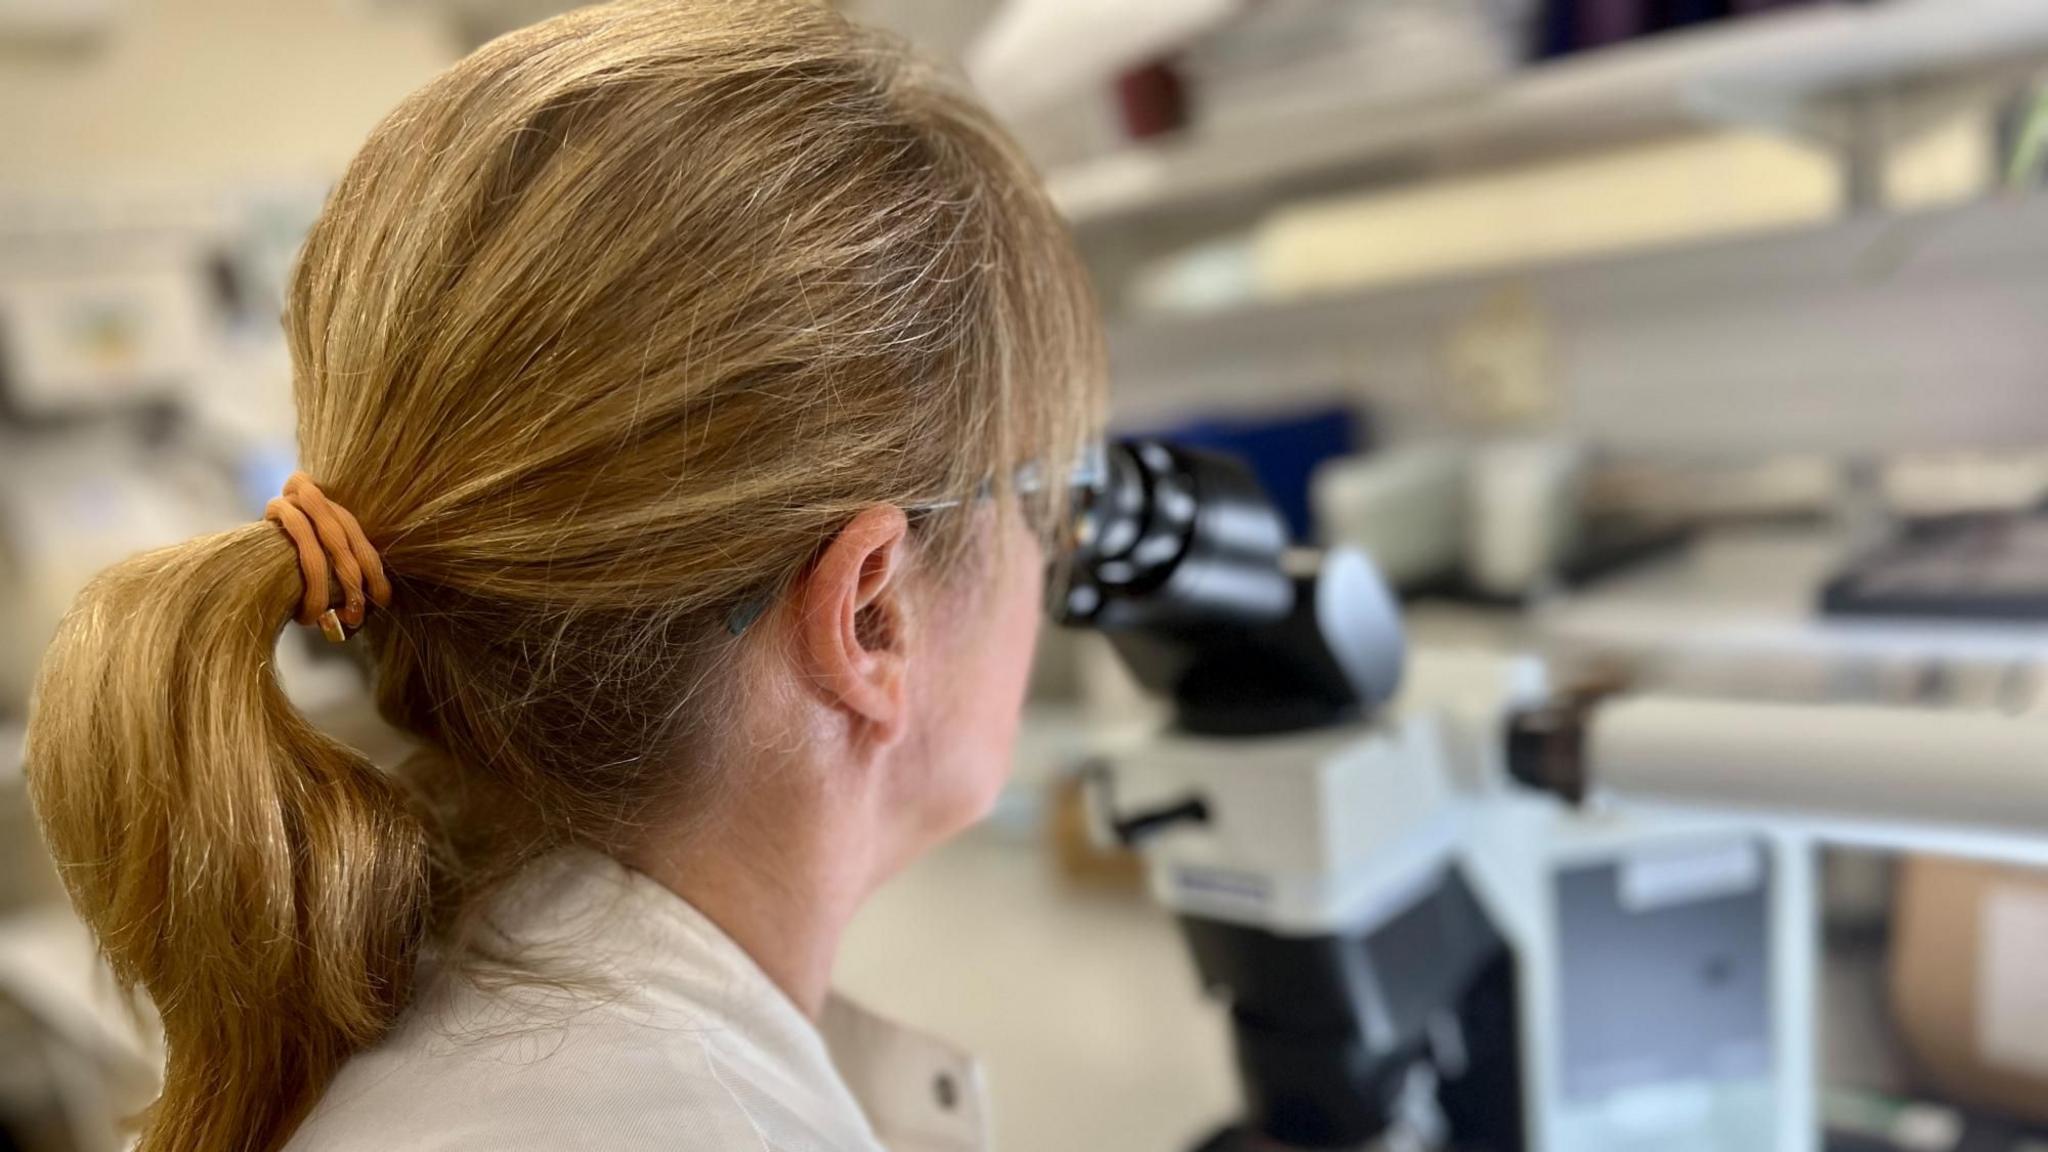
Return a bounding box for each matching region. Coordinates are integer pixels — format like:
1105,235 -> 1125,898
263,472 -> 392,643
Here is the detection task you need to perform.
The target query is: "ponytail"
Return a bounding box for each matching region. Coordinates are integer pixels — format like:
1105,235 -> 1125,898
24,523 -> 431,1152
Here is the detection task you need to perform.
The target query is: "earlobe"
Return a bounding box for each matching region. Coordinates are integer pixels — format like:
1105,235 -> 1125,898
792,505 -> 913,746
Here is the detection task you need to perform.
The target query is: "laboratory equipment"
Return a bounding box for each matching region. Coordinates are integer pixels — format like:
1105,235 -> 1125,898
1057,439 -> 2048,1152
1822,511 -> 2048,623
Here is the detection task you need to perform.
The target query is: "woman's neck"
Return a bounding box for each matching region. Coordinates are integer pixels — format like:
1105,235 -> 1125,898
627,792 -> 874,1019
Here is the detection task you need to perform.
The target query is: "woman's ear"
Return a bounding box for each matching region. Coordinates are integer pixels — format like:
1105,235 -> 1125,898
790,505 -> 913,747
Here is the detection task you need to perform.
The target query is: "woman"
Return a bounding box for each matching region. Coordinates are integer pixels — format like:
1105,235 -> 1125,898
24,3 -> 1103,1151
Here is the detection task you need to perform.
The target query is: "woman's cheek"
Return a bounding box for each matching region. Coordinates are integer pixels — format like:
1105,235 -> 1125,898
939,534 -> 1046,832
975,542 -> 1047,803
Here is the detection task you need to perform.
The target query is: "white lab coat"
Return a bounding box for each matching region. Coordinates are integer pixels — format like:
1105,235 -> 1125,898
287,850 -> 989,1152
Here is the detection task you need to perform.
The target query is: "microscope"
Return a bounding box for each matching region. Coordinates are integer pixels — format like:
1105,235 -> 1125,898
1055,441 -> 2048,1152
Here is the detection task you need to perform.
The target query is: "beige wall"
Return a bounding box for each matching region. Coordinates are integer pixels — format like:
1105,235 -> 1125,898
0,0 -> 457,197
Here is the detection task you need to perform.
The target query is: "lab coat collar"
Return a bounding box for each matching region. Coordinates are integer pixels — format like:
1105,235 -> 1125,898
494,849 -> 991,1152
823,992 -> 990,1152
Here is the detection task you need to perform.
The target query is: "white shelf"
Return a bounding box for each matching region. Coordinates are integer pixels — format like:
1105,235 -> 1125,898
1048,0 -> 2048,228
1098,193 -> 2048,456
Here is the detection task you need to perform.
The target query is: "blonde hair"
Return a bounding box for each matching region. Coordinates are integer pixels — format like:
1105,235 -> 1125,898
23,4 -> 1103,1150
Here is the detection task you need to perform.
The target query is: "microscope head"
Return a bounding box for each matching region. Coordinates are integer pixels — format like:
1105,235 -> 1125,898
1052,440 -> 1405,736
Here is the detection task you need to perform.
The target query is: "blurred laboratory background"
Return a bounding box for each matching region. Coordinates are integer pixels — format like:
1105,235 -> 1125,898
7,1 -> 2048,1150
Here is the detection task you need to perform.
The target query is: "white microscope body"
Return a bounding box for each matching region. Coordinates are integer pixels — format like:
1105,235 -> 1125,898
1102,654 -> 1820,1152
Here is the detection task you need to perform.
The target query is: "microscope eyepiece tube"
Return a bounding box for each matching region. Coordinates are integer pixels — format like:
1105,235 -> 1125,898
1054,440 -> 1406,734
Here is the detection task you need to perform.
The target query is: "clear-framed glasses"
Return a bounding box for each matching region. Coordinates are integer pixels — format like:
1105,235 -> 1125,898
896,440 -> 1108,517
723,440 -> 1109,636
